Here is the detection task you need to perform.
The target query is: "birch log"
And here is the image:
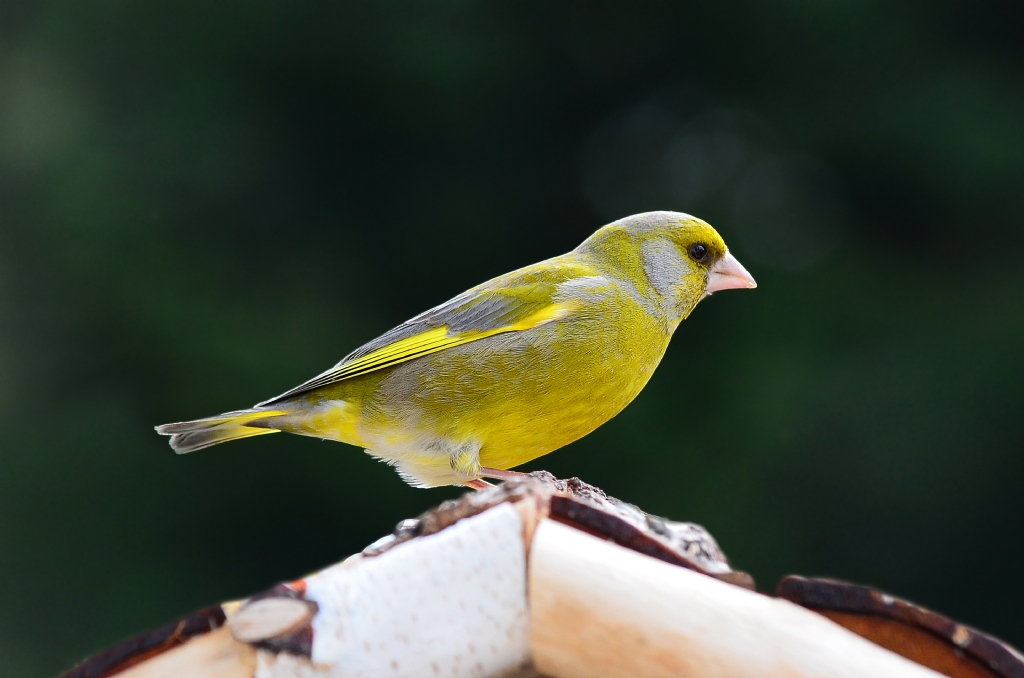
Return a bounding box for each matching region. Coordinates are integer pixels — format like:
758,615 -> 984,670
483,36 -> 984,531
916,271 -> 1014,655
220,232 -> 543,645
529,519 -> 945,678
61,474 -> 1023,678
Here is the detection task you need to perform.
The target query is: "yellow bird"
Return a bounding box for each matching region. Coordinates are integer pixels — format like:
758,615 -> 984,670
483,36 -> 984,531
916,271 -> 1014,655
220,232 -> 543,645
156,211 -> 756,488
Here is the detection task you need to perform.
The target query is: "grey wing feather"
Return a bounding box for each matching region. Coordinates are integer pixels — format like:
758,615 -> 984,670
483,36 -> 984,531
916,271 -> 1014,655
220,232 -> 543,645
254,282 -> 558,407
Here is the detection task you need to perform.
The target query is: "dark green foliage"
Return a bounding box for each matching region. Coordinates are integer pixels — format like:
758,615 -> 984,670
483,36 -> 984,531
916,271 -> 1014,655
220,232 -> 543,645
1,1 -> 1023,674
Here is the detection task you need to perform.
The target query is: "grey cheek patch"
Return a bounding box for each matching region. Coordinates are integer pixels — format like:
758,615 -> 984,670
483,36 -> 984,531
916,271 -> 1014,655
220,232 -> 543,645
640,239 -> 689,298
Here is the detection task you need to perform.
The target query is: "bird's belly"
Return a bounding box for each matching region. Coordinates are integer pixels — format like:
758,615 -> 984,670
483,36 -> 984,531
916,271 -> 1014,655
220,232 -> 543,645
366,317 -> 670,474
295,303 -> 670,486
473,372 -> 642,470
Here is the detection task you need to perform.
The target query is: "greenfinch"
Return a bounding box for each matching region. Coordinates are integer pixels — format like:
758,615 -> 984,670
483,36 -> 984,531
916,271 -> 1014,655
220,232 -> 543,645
157,212 -> 756,488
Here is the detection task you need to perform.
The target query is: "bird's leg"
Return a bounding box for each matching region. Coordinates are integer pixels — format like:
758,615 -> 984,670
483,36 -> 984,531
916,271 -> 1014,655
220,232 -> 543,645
464,479 -> 494,491
479,467 -> 531,482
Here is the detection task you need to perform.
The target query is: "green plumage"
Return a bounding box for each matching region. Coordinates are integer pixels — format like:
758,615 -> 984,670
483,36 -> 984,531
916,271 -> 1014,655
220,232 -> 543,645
156,211 -> 756,487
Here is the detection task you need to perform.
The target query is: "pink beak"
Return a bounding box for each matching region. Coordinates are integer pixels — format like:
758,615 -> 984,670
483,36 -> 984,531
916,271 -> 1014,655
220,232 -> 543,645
706,251 -> 757,295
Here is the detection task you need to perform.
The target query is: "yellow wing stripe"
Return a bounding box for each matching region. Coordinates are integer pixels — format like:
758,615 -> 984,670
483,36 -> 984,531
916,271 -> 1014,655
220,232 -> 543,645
501,300 -> 569,331
339,326 -> 451,372
307,303 -> 572,388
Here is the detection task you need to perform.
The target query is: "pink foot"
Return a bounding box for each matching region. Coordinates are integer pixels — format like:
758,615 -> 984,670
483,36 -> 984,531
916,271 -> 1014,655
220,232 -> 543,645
479,467 -> 530,482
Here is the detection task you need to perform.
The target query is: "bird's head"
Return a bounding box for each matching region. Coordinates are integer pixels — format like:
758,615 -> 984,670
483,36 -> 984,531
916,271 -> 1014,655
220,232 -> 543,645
577,211 -> 757,326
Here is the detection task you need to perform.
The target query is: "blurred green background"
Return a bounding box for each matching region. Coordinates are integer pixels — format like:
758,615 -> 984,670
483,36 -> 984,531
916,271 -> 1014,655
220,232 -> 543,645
2,1 -> 1023,675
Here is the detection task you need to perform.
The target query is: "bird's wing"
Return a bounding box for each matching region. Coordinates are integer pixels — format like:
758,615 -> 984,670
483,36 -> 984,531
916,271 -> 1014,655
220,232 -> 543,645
256,265 -> 590,406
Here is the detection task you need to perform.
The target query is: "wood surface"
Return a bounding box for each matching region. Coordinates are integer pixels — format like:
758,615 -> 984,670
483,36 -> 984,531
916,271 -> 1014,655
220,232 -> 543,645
528,518 -> 946,678
115,627 -> 254,678
63,477 -> 1024,678
820,612 -> 997,678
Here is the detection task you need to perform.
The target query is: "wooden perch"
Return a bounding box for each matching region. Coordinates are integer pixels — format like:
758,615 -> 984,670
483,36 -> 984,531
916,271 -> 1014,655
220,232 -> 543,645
62,473 -> 1024,678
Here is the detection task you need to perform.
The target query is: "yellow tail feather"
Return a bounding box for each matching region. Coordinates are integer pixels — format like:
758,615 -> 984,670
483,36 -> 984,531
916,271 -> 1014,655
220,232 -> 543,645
155,409 -> 287,454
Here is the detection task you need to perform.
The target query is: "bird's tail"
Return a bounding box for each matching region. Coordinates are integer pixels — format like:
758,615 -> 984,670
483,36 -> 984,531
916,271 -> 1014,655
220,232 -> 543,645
155,408 -> 289,454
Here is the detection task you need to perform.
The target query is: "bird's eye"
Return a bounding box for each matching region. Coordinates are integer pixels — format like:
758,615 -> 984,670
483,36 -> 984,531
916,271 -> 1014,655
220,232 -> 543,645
689,243 -> 708,261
